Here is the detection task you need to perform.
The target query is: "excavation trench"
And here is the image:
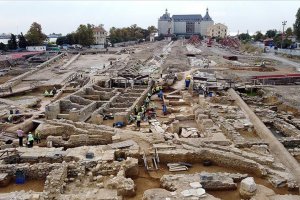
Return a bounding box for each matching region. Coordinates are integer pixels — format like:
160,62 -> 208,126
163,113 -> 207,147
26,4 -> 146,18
0,179 -> 45,193
125,163 -> 298,200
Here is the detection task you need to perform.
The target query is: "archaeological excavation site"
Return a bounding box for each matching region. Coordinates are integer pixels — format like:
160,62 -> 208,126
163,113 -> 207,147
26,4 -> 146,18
0,38 -> 300,200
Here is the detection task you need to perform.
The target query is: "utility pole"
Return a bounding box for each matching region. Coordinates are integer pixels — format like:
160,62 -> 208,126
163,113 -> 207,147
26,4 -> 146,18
281,21 -> 287,49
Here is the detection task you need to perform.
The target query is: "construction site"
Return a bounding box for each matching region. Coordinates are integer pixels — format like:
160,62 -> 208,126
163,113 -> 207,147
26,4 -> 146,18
0,36 -> 300,200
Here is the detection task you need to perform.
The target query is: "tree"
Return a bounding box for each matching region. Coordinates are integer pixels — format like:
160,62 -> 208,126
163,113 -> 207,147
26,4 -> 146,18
18,32 -> 27,48
285,27 -> 293,37
66,33 -> 77,45
147,26 -> 158,34
56,36 -> 67,45
0,42 -> 7,51
253,31 -> 264,41
25,22 -> 47,46
238,33 -> 251,42
265,29 -> 277,38
7,34 -> 17,50
109,24 -> 153,44
294,8 -> 300,40
273,34 -> 292,48
75,24 -> 94,46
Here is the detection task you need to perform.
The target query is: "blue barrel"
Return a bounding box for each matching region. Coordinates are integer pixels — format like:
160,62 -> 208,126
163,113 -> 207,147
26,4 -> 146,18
15,170 -> 25,184
185,80 -> 191,88
208,92 -> 213,97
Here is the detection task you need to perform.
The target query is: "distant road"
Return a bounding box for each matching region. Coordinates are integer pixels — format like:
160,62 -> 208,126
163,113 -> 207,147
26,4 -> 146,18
210,46 -> 300,71
264,53 -> 300,71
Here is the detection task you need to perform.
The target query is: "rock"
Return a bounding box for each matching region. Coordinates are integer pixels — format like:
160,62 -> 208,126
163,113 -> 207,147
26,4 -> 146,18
181,188 -> 206,197
240,177 -> 257,199
105,175 -> 136,196
190,182 -> 202,188
30,194 -> 40,200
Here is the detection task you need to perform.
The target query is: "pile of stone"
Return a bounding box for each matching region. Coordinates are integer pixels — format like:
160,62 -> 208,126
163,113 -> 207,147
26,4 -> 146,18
149,119 -> 166,134
181,127 -> 204,138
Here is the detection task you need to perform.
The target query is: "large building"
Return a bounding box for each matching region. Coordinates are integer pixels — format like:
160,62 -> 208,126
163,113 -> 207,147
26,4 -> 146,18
158,8 -> 214,37
207,23 -> 228,38
93,25 -> 107,48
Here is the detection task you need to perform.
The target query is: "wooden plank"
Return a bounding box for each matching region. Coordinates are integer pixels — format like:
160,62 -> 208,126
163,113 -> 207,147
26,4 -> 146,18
153,144 -> 176,150
108,140 -> 135,149
169,166 -> 188,172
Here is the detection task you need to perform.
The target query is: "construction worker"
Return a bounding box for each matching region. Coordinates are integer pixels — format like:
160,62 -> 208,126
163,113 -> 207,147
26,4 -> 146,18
35,131 -> 41,144
141,105 -> 145,119
136,113 -> 141,129
134,105 -> 139,115
8,114 -> 13,123
27,132 -> 34,148
52,87 -> 57,95
16,129 -> 24,147
185,75 -> 191,89
156,85 -> 160,94
162,104 -> 167,115
158,89 -> 163,100
128,113 -> 135,124
144,96 -> 150,108
129,78 -> 134,89
152,87 -> 156,94
44,90 -> 49,97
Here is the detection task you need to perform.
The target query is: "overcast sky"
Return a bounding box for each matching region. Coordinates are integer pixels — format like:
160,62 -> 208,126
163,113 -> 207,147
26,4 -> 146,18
0,1 -> 299,36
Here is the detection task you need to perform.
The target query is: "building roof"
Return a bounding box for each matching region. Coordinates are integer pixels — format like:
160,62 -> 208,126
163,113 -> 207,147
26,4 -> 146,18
93,26 -> 106,33
159,9 -> 172,21
172,15 -> 202,22
203,8 -> 213,21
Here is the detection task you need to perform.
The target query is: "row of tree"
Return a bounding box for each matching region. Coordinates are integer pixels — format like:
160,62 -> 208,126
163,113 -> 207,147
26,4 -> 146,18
55,24 -> 157,46
56,24 -> 94,46
109,25 -> 157,44
0,22 -> 47,51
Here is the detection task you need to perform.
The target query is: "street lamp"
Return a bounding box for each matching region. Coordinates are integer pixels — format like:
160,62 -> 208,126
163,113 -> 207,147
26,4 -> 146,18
281,20 -> 287,49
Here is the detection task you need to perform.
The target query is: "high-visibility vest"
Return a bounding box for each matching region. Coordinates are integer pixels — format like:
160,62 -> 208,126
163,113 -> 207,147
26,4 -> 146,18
28,134 -> 34,141
136,115 -> 141,121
